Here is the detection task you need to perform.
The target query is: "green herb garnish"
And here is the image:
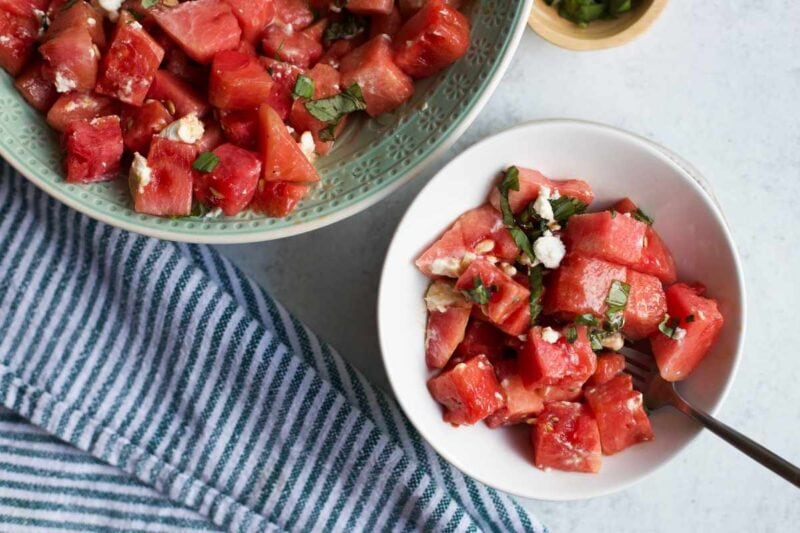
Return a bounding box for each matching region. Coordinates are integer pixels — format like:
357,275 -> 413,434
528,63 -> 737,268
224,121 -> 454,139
609,209 -> 617,218
318,121 -> 338,141
550,196 -> 587,225
189,202 -> 209,217
141,0 -> 158,8
632,207 -> 654,225
192,152 -> 220,173
529,264 -> 544,324
658,314 -> 680,338
293,75 -> 315,100
604,280 -> 630,331
565,325 -> 578,344
497,167 -> 535,262
463,276 -> 493,305
305,83 -> 367,123
589,329 -> 605,351
324,12 -> 367,42
575,313 -> 599,327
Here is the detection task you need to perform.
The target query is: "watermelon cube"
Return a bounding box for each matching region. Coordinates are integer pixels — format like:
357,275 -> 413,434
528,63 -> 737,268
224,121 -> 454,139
532,401 -> 602,473
398,0 -> 462,18
455,319 -> 516,362
488,167 -> 595,214
272,0 -> 315,29
424,280 -> 472,369
587,353 -> 626,386
611,197 -> 677,284
485,360 -> 544,428
347,0 -> 393,15
14,58 -> 58,112
543,255 -> 628,321
494,302 -> 531,337
152,0 -> 241,64
339,35 -> 414,117
130,136 -> 197,216
249,180 -> 310,217
260,57 -> 306,120
650,283 -> 724,382
427,354 -> 504,426
538,383 -> 583,403
518,325 -> 596,389
64,115 -> 124,184
257,103 -> 320,183
209,50 -> 274,110
415,204 -> 520,278
622,269 -> 667,339
196,118 -> 224,153
261,24 -> 323,68
393,0 -> 470,79
584,374 -> 654,455
288,63 -> 342,155
193,143 -> 261,216
218,108 -> 259,150
147,70 -> 209,118
455,259 -> 530,326
563,211 -> 648,267
370,5 -> 402,38
121,100 -> 174,155
162,46 -> 207,87
43,0 -> 105,48
46,92 -> 119,132
221,0 -> 275,43
0,7 -> 38,75
40,27 -> 99,93
95,12 -> 165,105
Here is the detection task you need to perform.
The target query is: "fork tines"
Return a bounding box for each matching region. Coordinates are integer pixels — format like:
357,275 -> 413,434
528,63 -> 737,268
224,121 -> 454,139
620,347 -> 657,391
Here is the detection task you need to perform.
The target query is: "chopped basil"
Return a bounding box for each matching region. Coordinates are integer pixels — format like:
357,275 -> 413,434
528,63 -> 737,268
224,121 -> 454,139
565,326 -> 578,344
605,311 -> 625,331
293,75 -> 315,100
589,329 -> 605,351
550,196 -> 587,224
609,209 -> 617,218
575,313 -> 599,327
632,207 -> 654,225
274,41 -> 285,62
529,264 -> 544,325
324,12 -> 367,43
318,122 -> 338,141
604,280 -> 630,332
658,314 -> 678,338
189,202 -> 209,217
192,152 -> 220,173
305,83 -> 367,123
685,314 -> 696,323
463,276 -> 492,305
496,167 -> 535,262
141,0 -> 159,8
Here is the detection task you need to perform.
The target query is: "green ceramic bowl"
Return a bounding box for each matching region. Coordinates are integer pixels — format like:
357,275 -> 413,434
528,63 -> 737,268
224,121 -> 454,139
0,1 -> 533,243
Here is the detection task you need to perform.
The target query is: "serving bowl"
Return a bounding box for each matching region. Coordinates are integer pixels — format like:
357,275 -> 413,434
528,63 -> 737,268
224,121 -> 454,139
378,119 -> 745,500
528,0 -> 668,51
0,0 -> 532,243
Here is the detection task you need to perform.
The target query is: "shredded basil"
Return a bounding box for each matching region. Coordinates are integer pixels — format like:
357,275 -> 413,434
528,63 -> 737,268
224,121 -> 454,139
496,167 -> 535,262
318,121 -> 338,141
528,264 -> 544,325
293,75 -> 315,100
189,202 -> 209,217
589,330 -> 605,351
604,280 -> 630,332
658,314 -> 678,338
575,313 -> 599,327
565,325 -> 578,344
192,152 -> 220,173
463,277 -> 492,305
141,0 -> 158,9
324,12 -> 367,43
550,196 -> 587,224
632,207 -> 654,225
305,83 -> 367,123
609,209 -> 617,218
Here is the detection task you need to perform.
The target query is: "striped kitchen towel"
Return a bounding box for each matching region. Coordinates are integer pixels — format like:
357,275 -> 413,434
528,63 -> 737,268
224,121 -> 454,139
0,162 -> 544,533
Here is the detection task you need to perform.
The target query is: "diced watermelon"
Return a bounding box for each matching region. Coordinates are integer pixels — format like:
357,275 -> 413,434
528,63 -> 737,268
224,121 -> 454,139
209,50 -> 274,110
415,204 -> 520,278
218,108 -> 259,149
347,0 -> 393,16
611,197 -> 639,214
259,57 -> 305,120
64,115 -> 123,184
454,319 -> 515,362
261,24 -> 324,68
455,259 -> 530,326
370,5 -> 402,37
543,255 -> 627,321
532,401 -> 602,473
622,269 -> 667,339
46,92 -> 119,132
494,302 -> 530,337
288,63 -> 342,155
196,117 -> 224,152
426,305 -> 471,369
0,0 -> 47,18
563,211 -> 647,267
485,360 -> 544,428
584,374 -> 654,454
339,34 -> 414,117
488,167 -> 595,214
40,27 -> 98,93
427,354 -> 504,426
0,7 -> 38,75
272,0 -> 314,29
130,136 -> 196,216
393,0 -> 470,79
249,179 -> 309,217
587,353 -> 625,386
95,12 -> 165,105
14,58 -> 58,112
147,70 -> 209,118
539,383 -> 583,403
257,103 -> 320,182
121,100 -> 173,154
518,325 -> 596,389
612,197 -> 677,284
221,0 -> 275,43
650,283 -> 724,382
398,0 -> 462,18
193,143 -> 261,215
152,0 -> 241,64
43,1 -> 105,49
162,46 -> 207,87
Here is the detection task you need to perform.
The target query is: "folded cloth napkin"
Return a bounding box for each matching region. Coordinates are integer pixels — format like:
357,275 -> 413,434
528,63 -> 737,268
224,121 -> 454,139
0,162 -> 544,533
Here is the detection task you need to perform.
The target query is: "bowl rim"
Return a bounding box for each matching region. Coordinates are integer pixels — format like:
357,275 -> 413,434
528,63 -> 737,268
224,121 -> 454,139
528,0 -> 669,51
377,118 -> 747,501
0,0 -> 534,244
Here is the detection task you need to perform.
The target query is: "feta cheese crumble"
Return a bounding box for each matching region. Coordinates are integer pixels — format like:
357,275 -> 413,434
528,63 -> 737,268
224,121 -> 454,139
673,327 -> 687,341
533,231 -> 566,269
533,186 -> 555,222
129,153 -> 153,194
541,327 -> 561,344
96,0 -> 123,22
54,71 -> 77,94
600,332 -> 624,351
425,280 -> 469,313
298,131 -> 317,163
159,113 -> 204,144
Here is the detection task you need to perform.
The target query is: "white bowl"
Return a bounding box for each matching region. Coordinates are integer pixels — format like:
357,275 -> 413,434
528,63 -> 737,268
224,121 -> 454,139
378,119 -> 746,501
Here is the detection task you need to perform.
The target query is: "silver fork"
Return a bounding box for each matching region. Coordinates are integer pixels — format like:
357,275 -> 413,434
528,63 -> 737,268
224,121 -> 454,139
621,347 -> 800,488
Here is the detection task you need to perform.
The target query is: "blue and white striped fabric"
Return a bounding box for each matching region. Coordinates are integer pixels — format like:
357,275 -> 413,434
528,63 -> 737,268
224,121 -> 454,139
0,162 -> 544,533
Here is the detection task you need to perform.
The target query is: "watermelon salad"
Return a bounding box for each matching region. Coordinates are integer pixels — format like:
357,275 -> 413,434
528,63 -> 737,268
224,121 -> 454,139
418,166 -> 725,473
0,0 -> 471,217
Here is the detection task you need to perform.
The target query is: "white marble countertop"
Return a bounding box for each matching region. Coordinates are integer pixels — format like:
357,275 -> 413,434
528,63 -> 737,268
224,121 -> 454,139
217,2 -> 800,531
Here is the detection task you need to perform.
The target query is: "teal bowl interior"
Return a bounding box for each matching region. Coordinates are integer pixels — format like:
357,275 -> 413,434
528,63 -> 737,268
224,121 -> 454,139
0,1 -> 532,242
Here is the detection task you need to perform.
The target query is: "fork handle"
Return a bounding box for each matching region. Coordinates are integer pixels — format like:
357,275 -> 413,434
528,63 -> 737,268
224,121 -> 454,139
669,394 -> 800,488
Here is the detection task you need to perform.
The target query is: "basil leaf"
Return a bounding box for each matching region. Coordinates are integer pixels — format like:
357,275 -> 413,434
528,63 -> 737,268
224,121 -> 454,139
609,209 -> 617,218
496,167 -> 535,262
324,12 -> 367,43
318,122 -> 338,141
550,196 -> 587,224
141,0 -> 158,9
658,314 -> 676,338
192,152 -> 220,173
589,329 -> 605,351
575,313 -> 599,327
632,207 -> 654,225
605,311 -> 625,331
305,83 -> 367,123
463,276 -> 492,305
528,264 -> 544,325
565,326 -> 578,344
606,280 -> 630,310
293,75 -> 315,100
189,202 -> 209,217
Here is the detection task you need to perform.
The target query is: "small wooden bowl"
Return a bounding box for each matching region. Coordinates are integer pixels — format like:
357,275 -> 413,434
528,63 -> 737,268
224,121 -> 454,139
528,0 -> 668,51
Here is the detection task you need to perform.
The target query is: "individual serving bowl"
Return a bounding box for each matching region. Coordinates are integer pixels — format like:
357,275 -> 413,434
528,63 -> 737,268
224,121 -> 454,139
378,119 -> 745,500
0,0 -> 532,243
